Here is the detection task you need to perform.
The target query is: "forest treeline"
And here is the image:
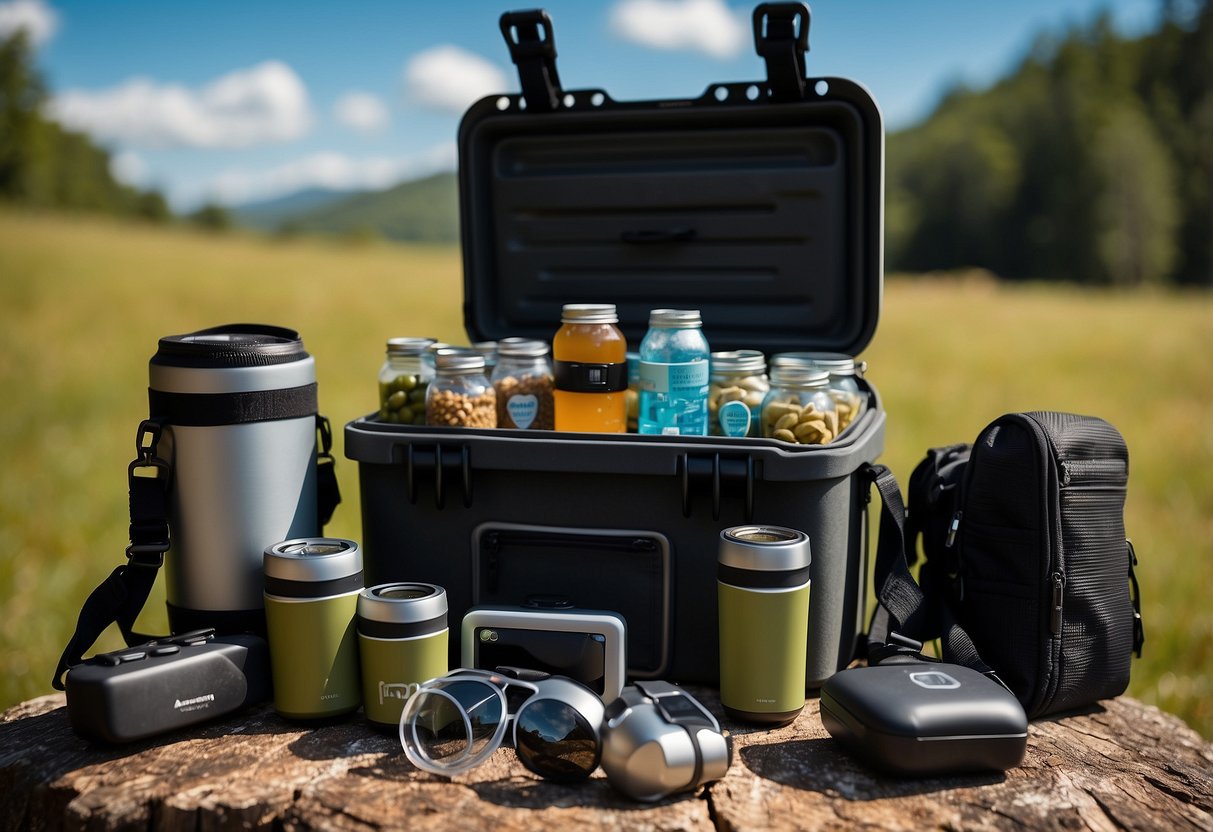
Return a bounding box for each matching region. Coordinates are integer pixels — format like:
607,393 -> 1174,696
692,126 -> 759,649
887,1 -> 1213,286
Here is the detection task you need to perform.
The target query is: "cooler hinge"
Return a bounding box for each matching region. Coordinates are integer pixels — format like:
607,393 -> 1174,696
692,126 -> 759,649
679,452 -> 755,522
752,2 -> 811,102
500,9 -> 563,113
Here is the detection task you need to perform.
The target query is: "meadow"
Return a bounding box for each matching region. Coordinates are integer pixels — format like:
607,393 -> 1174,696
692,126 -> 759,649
1,210 -> 1209,738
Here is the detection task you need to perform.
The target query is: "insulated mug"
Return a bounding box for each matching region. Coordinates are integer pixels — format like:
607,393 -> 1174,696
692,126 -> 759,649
150,323 -> 322,635
264,538 -> 363,719
357,583 -> 449,728
718,525 -> 812,724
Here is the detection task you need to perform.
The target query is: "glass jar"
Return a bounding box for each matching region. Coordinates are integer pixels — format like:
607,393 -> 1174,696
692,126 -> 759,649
491,337 -> 554,430
378,337 -> 436,424
638,309 -> 711,436
708,350 -> 769,437
472,341 -> 499,375
770,352 -> 867,435
760,366 -> 838,445
552,304 -> 628,433
426,350 -> 497,428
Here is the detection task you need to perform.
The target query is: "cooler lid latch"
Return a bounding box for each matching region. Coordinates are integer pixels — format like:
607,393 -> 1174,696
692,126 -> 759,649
500,9 -> 563,113
752,2 -> 811,102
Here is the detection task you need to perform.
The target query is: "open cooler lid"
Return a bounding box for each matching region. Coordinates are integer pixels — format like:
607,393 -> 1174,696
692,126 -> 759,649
459,4 -> 883,357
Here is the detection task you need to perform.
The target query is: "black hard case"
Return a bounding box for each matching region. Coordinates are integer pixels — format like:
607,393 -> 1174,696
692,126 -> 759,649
345,5 -> 885,687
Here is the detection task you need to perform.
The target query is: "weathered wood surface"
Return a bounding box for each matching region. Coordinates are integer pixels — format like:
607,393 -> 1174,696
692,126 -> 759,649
2,689 -> 1210,831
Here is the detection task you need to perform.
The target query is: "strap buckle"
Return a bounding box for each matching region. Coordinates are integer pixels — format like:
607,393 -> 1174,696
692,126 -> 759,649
500,9 -> 563,112
125,541 -> 168,569
752,2 -> 810,102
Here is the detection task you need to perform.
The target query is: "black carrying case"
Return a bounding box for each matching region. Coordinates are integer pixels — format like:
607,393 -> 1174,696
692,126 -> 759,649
344,4 -> 885,687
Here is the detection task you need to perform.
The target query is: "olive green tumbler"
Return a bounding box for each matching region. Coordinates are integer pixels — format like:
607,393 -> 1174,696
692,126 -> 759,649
718,525 -> 812,725
356,583 -> 449,728
264,538 -> 363,720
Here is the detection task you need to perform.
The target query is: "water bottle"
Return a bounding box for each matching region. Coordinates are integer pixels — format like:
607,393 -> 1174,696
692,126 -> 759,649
637,309 -> 710,435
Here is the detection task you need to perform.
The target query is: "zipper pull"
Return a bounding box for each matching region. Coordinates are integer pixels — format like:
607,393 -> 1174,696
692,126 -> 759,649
1050,571 -> 1066,635
945,510 -> 963,548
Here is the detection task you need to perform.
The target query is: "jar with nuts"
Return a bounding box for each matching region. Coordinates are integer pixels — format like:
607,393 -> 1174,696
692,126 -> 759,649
770,352 -> 867,437
426,350 -> 497,428
760,366 -> 838,445
491,337 -> 554,430
708,350 -> 769,437
378,337 -> 436,425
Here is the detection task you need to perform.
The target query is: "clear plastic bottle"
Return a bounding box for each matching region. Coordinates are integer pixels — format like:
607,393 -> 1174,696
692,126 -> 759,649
638,309 -> 711,436
426,351 -> 497,428
708,350 -> 769,437
760,365 -> 837,445
770,352 -> 867,436
552,304 -> 628,433
491,337 -> 554,430
378,338 -> 436,424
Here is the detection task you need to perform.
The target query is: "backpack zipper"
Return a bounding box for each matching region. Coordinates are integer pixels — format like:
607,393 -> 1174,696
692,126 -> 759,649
1049,571 -> 1066,635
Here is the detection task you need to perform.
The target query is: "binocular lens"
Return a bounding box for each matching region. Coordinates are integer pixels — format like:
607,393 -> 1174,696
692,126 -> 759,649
514,699 -> 599,782
403,680 -> 505,774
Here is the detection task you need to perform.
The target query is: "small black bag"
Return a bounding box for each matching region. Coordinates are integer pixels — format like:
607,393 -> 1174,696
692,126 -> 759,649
907,411 -> 1144,719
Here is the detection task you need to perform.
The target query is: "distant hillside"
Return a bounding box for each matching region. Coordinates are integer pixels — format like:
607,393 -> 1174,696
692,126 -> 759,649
282,172 -> 459,243
231,188 -> 359,230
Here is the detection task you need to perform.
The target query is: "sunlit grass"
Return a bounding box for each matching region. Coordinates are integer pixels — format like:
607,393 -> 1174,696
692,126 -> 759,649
1,210 -> 1209,737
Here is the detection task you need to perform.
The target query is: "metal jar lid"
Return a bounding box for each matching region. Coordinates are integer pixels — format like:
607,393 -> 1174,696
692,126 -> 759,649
497,337 -> 551,358
358,583 -> 448,625
648,308 -> 702,328
387,337 -> 436,357
433,349 -> 487,374
770,352 -> 859,375
561,303 -> 618,324
718,526 -> 812,572
768,365 -> 830,387
264,538 -> 363,583
711,349 -> 766,375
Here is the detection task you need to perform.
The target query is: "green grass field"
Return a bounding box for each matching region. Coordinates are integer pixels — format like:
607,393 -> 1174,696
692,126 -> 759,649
2,210 -> 1209,737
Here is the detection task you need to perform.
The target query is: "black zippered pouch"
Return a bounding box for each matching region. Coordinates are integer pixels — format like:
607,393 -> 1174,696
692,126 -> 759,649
906,411 -> 1144,719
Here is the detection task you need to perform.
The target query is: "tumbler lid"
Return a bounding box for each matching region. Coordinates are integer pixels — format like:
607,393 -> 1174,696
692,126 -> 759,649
153,323 -> 309,368
718,526 -> 812,572
264,538 -> 363,583
358,583 -> 448,625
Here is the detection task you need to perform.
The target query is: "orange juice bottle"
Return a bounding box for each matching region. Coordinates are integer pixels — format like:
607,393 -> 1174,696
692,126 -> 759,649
553,304 -> 628,432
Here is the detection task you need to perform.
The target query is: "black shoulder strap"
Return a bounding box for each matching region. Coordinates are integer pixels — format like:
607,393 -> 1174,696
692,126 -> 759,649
863,463 -> 1004,687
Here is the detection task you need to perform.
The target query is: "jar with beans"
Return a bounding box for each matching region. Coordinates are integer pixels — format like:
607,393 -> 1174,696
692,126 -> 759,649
378,337 -> 435,424
708,350 -> 769,437
426,350 -> 497,428
491,337 -> 554,430
770,352 -> 867,437
760,366 -> 838,445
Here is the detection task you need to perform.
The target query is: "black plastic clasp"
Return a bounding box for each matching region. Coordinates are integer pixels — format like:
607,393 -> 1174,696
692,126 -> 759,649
500,9 -> 562,112
753,2 -> 811,102
679,452 -> 754,522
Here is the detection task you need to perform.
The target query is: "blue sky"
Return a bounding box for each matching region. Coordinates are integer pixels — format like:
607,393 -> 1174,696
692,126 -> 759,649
1,0 -> 1163,209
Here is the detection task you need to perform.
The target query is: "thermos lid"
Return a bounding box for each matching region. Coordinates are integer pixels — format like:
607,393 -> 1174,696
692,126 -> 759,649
358,583 -> 448,625
152,323 -> 309,368
718,526 -> 812,572
264,538 -> 363,583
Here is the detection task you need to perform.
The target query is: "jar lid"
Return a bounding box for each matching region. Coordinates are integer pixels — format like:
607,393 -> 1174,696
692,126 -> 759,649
472,341 -> 498,355
434,349 -> 487,373
387,337 -> 436,357
649,308 -> 702,328
561,303 -> 618,324
770,351 -> 858,375
769,365 -> 830,387
264,538 -> 363,583
358,582 -> 448,624
497,337 -> 550,358
718,526 -> 812,571
425,342 -> 453,355
711,349 -> 766,375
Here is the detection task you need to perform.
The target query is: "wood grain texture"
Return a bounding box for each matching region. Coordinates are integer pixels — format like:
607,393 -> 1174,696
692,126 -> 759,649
2,689 -> 1210,831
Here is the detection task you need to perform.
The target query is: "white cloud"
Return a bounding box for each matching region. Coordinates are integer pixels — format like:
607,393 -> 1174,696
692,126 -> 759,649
609,0 -> 748,60
334,91 -> 389,135
205,144 -> 457,206
109,150 -> 147,186
50,61 -> 311,150
403,45 -> 509,113
0,0 -> 57,47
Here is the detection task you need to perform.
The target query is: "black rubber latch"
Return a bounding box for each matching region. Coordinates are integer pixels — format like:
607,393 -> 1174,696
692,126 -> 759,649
753,2 -> 811,102
500,9 -> 562,113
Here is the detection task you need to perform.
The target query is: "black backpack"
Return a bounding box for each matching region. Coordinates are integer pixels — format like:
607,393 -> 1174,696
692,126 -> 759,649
903,412 -> 1144,719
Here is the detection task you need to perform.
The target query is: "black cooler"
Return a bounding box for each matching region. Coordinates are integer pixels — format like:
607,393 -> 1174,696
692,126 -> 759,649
345,4 -> 884,688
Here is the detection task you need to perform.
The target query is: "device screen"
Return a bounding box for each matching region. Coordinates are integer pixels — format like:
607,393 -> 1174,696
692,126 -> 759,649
475,627 -> 606,695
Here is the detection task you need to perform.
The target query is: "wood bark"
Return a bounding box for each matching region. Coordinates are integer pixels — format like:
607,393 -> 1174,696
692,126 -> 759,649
2,689 -> 1210,831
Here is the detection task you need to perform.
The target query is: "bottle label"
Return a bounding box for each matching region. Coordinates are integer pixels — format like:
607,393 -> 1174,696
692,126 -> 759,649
718,400 -> 753,437
638,360 -> 709,396
506,394 -> 538,429
553,361 -> 628,393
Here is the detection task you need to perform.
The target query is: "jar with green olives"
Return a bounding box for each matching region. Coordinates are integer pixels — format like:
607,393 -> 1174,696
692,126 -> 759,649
770,352 -> 867,436
708,350 -> 769,437
378,337 -> 435,424
760,366 -> 838,445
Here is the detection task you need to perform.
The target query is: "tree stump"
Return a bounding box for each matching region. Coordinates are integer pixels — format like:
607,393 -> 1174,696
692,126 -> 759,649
2,688 -> 1210,831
